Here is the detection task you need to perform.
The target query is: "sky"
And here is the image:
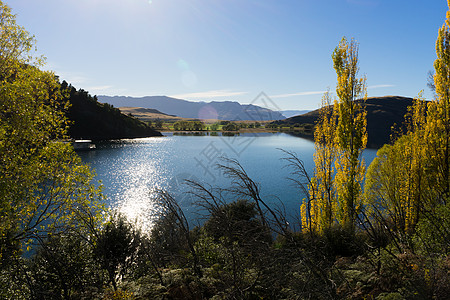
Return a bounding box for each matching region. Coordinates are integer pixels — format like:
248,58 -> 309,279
7,0 -> 449,110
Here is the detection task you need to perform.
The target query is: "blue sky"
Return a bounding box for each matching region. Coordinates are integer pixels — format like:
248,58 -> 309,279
8,0 -> 448,110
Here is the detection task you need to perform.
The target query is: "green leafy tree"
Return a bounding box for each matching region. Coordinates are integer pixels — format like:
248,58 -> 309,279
94,213 -> 141,291
0,0 -> 103,264
210,122 -> 219,131
25,233 -> 105,299
222,122 -> 239,131
154,118 -> 163,129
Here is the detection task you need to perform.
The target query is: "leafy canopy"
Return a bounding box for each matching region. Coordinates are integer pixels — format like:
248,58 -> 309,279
0,0 -> 103,263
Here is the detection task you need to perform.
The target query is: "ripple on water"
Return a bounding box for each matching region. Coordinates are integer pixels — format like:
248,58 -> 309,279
79,137 -> 173,231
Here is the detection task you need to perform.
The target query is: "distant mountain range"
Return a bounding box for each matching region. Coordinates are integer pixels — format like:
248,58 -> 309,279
98,95 -> 285,121
274,96 -> 416,148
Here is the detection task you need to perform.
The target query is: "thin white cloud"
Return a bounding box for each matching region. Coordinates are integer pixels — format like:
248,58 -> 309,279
170,90 -> 248,99
270,90 -> 326,98
270,85 -> 393,99
53,71 -> 88,86
367,84 -> 395,89
87,85 -> 114,92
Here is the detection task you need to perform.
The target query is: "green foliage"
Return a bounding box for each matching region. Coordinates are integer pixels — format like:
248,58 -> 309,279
173,120 -> 205,131
0,3 -> 106,297
25,233 -> 105,299
222,122 -> 239,131
209,122 -> 219,131
0,0 -> 104,264
1,0 -> 449,298
154,118 -> 163,129
203,199 -> 271,247
0,1 -> 37,80
415,201 -> 450,254
364,5 -> 450,251
148,209 -> 189,268
360,5 -> 450,298
94,213 -> 142,291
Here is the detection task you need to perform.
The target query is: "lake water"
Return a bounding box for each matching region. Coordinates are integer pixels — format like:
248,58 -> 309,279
78,132 -> 378,230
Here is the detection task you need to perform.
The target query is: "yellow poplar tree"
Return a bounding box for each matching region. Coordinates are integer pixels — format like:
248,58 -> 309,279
364,94 -> 427,233
364,3 -> 450,247
303,90 -> 337,233
332,37 -> 367,231
427,0 -> 450,204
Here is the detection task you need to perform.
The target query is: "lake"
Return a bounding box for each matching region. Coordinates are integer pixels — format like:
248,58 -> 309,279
78,132 -> 378,230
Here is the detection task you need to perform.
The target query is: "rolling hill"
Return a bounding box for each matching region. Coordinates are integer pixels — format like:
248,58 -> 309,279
97,95 -> 285,121
274,96 -> 416,148
118,107 -> 188,122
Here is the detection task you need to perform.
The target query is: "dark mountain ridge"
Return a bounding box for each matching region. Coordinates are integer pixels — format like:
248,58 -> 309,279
97,95 -> 285,121
64,82 -> 162,140
275,96 -> 416,148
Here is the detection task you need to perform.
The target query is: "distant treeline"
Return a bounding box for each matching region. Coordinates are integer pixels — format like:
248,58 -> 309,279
171,120 -> 263,131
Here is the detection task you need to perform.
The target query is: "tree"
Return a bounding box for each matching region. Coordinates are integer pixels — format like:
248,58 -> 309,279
153,190 -> 202,277
154,118 -> 163,129
0,0 -> 103,264
365,0 -> 450,233
210,122 -> 219,131
94,213 -> 141,291
303,90 -> 337,233
364,94 -> 428,236
427,2 -> 450,204
222,122 -> 239,131
0,1 -> 36,81
364,2 -> 450,248
332,37 -> 367,231
24,232 -> 105,299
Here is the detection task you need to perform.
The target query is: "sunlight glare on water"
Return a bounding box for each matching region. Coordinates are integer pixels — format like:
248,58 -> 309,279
79,137 -> 171,232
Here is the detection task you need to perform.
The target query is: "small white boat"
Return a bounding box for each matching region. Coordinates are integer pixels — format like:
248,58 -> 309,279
73,140 -> 96,151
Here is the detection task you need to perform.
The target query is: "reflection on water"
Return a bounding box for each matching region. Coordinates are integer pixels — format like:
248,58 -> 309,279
78,133 -> 378,232
173,132 -> 207,136
172,131 -> 241,137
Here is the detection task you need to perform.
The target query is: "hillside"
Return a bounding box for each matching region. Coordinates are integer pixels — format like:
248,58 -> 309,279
64,82 -> 162,140
97,95 -> 285,121
274,96 -> 415,148
118,107 -> 188,122
281,109 -> 311,118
